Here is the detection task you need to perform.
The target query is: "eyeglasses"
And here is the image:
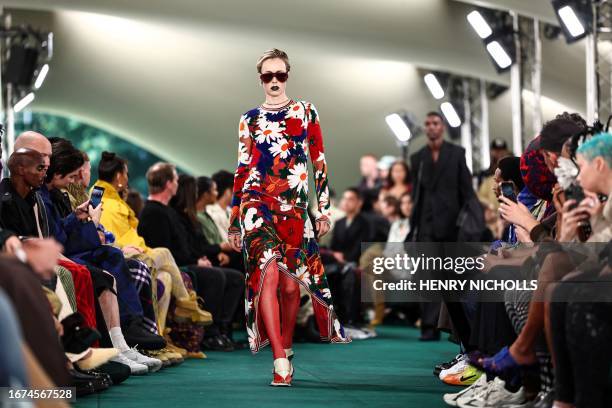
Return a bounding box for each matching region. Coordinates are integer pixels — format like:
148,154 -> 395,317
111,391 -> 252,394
259,72 -> 289,84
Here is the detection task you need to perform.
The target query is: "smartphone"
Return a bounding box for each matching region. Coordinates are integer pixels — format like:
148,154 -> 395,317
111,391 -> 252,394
90,186 -> 105,208
500,181 -> 517,203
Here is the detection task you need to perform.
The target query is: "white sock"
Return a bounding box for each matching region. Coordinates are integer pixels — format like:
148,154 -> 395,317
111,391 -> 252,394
109,327 -> 130,352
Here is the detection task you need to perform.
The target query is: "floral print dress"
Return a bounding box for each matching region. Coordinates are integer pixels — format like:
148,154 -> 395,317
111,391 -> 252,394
228,100 -> 350,353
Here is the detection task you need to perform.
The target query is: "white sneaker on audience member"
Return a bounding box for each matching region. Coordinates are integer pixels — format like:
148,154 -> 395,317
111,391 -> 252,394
123,347 -> 162,372
443,374 -> 488,406
439,354 -> 467,380
457,376 -> 525,408
483,377 -> 526,407
111,352 -> 149,375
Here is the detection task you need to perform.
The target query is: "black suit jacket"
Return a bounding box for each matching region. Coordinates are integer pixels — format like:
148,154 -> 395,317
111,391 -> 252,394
407,141 -> 474,242
331,213 -> 372,263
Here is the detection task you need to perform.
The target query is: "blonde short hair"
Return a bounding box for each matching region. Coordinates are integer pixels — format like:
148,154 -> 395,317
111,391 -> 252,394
256,48 -> 291,73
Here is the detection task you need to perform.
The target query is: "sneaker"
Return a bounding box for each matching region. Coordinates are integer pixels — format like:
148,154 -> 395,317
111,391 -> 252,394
483,377 -> 526,407
443,374 -> 489,407
123,348 -> 162,372
456,377 -> 497,408
443,364 -> 484,386
435,354 -> 463,377
110,352 -> 148,375
458,376 -> 525,408
439,354 -> 468,380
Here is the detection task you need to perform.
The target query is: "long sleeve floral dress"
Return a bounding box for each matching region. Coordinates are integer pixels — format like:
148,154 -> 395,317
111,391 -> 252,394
228,100 -> 350,353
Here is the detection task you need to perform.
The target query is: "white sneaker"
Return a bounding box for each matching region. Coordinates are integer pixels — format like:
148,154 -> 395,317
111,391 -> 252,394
456,377 -> 497,407
439,354 -> 468,380
458,377 -> 525,408
443,374 -> 489,406
123,348 -> 162,372
110,352 -> 148,375
483,377 -> 526,407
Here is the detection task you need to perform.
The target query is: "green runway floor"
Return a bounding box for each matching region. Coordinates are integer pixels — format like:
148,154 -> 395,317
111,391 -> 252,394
75,326 -> 460,408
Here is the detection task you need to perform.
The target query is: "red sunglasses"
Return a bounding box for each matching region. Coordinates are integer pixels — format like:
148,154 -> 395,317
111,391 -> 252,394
260,72 -> 289,83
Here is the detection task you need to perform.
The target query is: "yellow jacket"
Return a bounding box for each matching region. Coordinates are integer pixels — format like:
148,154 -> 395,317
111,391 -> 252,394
93,180 -> 151,252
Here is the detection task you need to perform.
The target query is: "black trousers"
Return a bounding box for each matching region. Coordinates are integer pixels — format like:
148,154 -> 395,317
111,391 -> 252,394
186,265 -> 244,337
551,277 -> 612,408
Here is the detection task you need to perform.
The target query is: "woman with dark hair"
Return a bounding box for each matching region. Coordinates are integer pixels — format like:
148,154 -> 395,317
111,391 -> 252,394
170,174 -> 245,351
381,160 -> 412,200
195,176 -> 243,272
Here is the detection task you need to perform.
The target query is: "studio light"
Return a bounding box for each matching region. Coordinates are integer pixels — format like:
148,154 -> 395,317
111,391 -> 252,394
467,10 -> 493,39
424,73 -> 445,100
34,64 -> 49,89
14,93 -> 35,113
551,0 -> 592,43
440,102 -> 462,128
385,113 -> 411,142
486,41 -> 513,69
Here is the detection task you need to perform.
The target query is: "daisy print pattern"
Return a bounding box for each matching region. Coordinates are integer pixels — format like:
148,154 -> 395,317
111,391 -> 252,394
255,120 -> 283,144
228,101 -> 350,353
269,139 -> 292,159
288,162 -> 308,194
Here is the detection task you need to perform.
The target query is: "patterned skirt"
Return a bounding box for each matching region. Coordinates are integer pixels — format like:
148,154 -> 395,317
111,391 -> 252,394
239,194 -> 350,353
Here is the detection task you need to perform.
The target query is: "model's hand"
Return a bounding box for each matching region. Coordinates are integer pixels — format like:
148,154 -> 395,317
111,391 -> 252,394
316,219 -> 330,238
229,233 -> 242,252
122,245 -> 143,257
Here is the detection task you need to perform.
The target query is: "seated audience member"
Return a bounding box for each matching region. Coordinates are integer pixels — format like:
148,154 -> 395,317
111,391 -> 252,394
126,189 -> 145,217
9,133 -> 162,374
196,176 -> 243,272
207,170 -> 234,241
380,160 -> 412,200
171,174 -> 245,347
65,150 -> 92,209
357,154 -> 383,214
549,132 -> 612,408
138,163 -> 243,351
325,188 -> 371,330
92,152 -> 212,343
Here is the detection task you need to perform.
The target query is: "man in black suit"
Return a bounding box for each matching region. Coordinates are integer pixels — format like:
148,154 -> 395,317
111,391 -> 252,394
407,112 -> 475,341
326,188 -> 371,326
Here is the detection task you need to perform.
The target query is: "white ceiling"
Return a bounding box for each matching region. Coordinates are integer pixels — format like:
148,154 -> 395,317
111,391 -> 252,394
5,0 -> 586,190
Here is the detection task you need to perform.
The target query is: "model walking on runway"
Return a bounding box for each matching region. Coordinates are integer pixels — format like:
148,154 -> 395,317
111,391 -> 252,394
228,48 -> 350,386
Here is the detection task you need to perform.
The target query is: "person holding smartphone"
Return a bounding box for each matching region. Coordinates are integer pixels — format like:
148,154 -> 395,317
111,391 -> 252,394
228,48 -> 350,386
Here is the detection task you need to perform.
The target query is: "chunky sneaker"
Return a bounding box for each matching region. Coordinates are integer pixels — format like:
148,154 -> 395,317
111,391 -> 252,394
443,364 -> 484,386
123,347 -> 162,372
270,358 -> 292,387
110,352 -> 148,375
435,354 -> 464,377
483,377 -> 526,407
456,377 -> 497,408
443,374 -> 489,407
439,354 -> 468,380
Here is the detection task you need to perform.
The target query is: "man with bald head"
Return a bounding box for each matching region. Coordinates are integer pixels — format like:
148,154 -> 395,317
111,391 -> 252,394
14,131 -> 52,160
0,148 -> 50,238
